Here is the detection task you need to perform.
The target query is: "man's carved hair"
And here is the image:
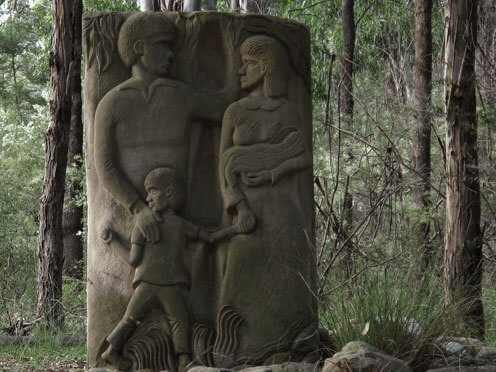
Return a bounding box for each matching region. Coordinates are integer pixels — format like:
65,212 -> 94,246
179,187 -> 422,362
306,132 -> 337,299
144,167 -> 185,212
240,35 -> 290,98
118,12 -> 175,68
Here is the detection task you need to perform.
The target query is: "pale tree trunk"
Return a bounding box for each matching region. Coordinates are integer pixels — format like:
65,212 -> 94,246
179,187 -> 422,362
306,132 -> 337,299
232,0 -> 266,13
37,0 -> 82,326
184,0 -> 200,11
140,0 -> 154,10
443,0 -> 484,338
62,13 -> 83,279
339,0 -> 355,277
412,0 -> 432,268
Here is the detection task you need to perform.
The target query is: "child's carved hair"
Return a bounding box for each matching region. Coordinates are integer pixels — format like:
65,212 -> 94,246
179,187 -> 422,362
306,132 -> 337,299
144,167 -> 185,212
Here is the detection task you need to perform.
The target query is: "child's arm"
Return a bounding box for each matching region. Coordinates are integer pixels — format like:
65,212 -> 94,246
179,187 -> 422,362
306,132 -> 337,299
129,244 -> 143,267
198,225 -> 239,244
101,227 -> 143,267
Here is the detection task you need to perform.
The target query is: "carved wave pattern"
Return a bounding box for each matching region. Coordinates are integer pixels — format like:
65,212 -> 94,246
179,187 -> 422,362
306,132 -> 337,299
123,321 -> 176,372
234,316 -> 311,365
213,306 -> 243,358
192,323 -> 216,366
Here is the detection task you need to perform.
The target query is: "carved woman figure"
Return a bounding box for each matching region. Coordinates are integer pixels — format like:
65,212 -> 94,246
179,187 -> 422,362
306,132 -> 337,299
214,35 -> 318,367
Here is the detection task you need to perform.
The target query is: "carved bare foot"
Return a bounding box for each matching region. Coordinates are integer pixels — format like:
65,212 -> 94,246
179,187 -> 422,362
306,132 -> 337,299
178,353 -> 193,372
102,346 -> 132,371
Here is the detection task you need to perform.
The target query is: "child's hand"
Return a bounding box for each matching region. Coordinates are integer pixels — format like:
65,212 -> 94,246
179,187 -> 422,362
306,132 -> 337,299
100,227 -> 113,244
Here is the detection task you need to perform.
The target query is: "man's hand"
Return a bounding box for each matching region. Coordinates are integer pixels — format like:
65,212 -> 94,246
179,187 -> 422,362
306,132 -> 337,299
136,204 -> 160,242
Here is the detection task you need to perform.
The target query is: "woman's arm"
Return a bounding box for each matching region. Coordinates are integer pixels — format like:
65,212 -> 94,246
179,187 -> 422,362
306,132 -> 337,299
219,105 -> 256,233
241,150 -> 311,187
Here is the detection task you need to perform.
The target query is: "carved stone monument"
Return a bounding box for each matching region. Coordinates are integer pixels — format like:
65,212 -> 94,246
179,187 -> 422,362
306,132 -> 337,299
83,11 -> 317,372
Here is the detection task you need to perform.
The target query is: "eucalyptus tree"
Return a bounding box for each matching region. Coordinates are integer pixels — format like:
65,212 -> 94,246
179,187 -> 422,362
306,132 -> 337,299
37,0 -> 83,325
411,0 -> 432,268
443,0 -> 484,338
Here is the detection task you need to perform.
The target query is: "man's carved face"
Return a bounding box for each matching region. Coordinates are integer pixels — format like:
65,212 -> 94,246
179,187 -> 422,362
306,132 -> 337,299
239,54 -> 265,91
139,33 -> 175,77
146,187 -> 169,213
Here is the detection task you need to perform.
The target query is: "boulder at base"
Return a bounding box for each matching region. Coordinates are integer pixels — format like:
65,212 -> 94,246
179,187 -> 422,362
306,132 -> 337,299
322,341 -> 412,372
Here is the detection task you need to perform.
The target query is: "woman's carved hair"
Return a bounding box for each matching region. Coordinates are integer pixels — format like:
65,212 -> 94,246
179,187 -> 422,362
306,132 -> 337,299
118,12 -> 175,68
240,35 -> 290,97
144,167 -> 185,212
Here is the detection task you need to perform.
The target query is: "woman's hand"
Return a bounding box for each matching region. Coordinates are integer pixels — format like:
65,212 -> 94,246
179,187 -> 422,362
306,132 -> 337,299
237,201 -> 256,233
241,170 -> 272,187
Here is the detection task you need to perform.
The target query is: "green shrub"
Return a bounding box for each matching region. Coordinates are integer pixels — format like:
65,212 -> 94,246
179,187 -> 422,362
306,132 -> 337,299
320,266 -> 468,371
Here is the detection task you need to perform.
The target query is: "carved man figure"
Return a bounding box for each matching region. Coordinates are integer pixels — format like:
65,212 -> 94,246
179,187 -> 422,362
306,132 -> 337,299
94,12 -> 234,243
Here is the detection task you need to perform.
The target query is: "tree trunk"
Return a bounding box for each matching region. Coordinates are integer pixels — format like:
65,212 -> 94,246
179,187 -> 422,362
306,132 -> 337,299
37,0 -> 81,326
339,0 -> 355,277
412,0 -> 432,268
140,0 -> 154,10
340,0 -> 355,117
184,0 -> 200,11
62,6 -> 83,279
443,0 -> 484,338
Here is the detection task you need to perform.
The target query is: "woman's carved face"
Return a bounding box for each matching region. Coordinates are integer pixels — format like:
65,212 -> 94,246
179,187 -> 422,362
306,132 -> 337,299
239,54 -> 265,92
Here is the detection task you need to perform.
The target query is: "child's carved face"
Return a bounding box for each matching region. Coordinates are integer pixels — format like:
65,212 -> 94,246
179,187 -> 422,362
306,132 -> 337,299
146,187 -> 169,213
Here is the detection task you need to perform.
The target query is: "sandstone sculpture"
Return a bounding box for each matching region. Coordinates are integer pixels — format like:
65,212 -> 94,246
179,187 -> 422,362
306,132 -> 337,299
84,11 -> 316,372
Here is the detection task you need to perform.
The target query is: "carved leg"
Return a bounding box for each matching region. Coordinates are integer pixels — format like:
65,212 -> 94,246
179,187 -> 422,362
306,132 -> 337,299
157,286 -> 192,372
102,318 -> 137,370
104,283 -> 156,370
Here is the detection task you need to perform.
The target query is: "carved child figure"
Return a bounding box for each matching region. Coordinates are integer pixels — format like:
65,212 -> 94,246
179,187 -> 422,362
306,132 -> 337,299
100,167 -> 238,372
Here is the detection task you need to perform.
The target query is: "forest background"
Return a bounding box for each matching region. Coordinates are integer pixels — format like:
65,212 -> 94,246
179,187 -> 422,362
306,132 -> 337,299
0,0 -> 495,370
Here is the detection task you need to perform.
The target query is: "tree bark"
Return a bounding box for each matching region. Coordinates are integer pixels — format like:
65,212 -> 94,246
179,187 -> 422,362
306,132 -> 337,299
412,0 -> 432,267
339,0 -> 355,276
340,0 -> 355,117
443,0 -> 484,338
37,0 -> 81,326
62,3 -> 83,279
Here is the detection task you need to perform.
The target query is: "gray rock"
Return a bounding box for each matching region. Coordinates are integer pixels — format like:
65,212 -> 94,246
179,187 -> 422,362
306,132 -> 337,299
426,367 -> 496,372
437,337 -> 485,356
476,346 -> 496,362
189,367 -> 234,372
88,369 -> 110,372
322,341 -> 412,372
428,355 -> 476,369
442,342 -> 470,356
242,362 -> 317,372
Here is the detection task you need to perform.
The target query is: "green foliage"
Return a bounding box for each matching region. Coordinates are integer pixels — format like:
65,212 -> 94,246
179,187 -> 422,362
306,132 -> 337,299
83,0 -> 140,11
0,333 -> 86,371
321,267 -> 468,371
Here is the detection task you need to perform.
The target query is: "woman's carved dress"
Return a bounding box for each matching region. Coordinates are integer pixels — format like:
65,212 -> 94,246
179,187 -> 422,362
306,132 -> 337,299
215,96 -> 318,366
